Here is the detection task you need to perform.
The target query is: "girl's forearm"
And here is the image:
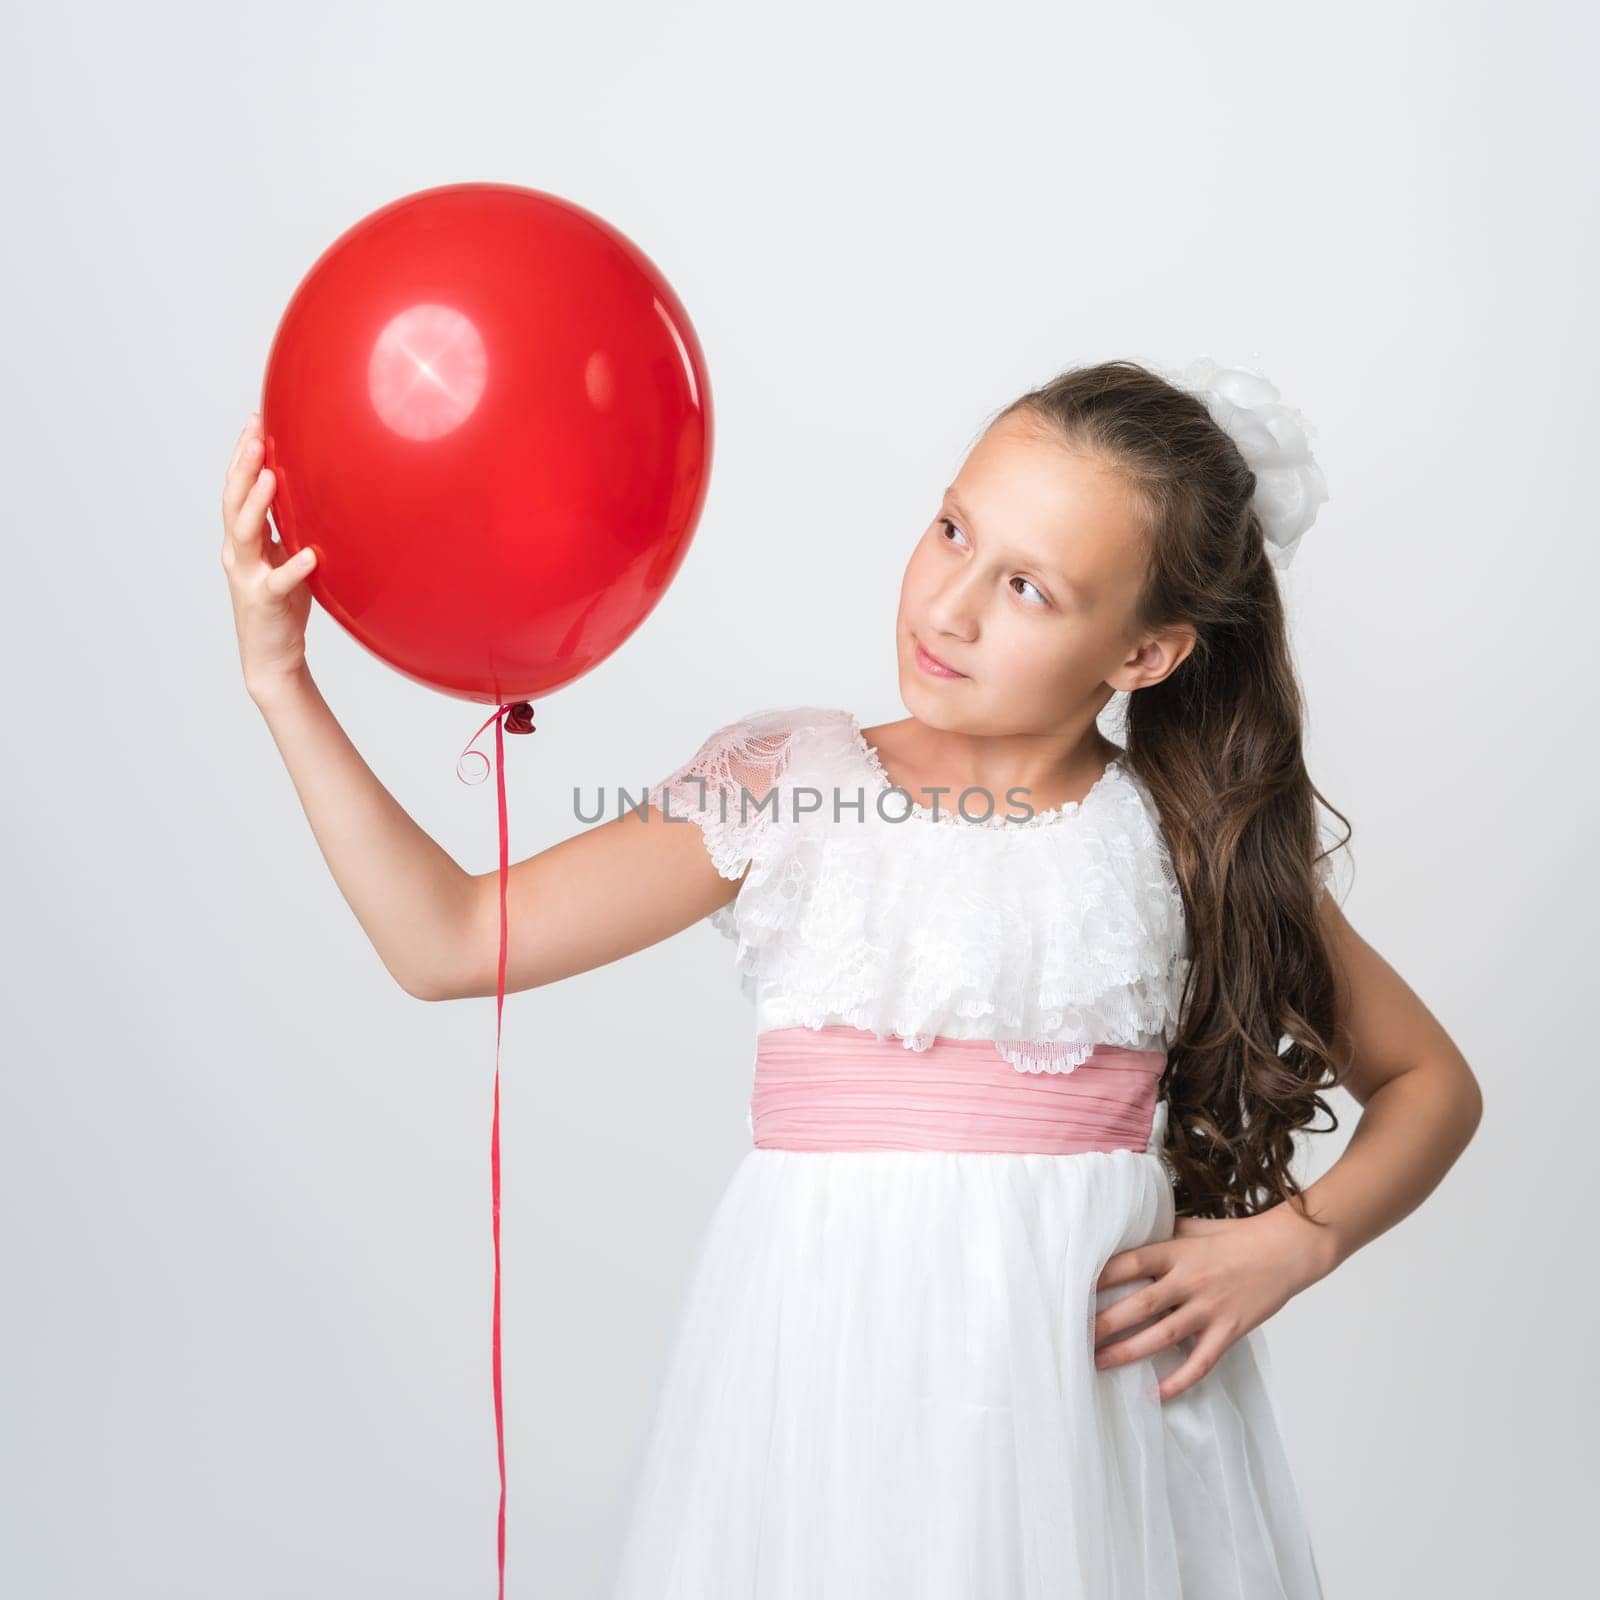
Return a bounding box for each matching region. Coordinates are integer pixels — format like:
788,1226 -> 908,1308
249,666 -> 471,997
1296,1053 -> 1483,1277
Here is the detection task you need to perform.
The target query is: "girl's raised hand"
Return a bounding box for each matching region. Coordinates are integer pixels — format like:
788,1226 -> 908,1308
220,412 -> 319,699
1090,1203 -> 1336,1402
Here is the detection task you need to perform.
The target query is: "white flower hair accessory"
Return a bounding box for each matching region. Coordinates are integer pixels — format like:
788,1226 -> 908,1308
1169,356 -> 1331,568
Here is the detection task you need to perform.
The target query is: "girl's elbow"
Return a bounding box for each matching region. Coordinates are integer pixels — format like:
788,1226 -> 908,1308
396,961 -> 455,1002
1452,1054 -> 1486,1143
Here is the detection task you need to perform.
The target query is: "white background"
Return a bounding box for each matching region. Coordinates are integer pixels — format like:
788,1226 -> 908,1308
3,1 -> 1594,1594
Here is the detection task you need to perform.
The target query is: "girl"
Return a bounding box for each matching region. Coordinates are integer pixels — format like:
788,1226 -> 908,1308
221,358 -> 1483,1598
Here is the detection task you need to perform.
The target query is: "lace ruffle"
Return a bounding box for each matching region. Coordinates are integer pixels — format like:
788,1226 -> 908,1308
664,707 -> 1192,1073
646,708 -> 804,881
848,710 -> 1124,829
1314,847 -> 1334,902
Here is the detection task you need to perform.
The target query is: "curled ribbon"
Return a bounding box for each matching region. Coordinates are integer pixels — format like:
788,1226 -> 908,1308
456,701 -> 536,1599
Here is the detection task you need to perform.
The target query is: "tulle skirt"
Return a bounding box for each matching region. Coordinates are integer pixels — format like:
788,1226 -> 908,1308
610,1143 -> 1324,1598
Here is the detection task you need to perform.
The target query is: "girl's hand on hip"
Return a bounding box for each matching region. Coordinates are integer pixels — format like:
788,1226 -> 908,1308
1091,1204 -> 1335,1402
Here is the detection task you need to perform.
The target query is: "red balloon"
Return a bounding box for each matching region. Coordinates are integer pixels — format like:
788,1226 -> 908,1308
259,183 -> 714,704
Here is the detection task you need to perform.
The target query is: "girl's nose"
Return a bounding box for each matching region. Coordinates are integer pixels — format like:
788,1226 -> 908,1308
925,581 -> 981,643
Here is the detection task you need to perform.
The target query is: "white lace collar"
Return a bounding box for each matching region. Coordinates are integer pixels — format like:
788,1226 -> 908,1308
842,710 -> 1129,831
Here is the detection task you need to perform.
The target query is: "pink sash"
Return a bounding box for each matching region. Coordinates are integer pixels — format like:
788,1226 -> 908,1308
750,1025 -> 1165,1154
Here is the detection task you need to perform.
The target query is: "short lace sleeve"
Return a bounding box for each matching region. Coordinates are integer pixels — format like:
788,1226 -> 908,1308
646,709 -> 799,880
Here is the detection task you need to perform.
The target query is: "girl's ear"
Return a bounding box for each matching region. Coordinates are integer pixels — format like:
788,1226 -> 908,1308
1112,624 -> 1197,694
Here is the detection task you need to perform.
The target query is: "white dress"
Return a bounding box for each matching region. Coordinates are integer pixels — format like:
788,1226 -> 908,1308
613,705 -> 1325,1599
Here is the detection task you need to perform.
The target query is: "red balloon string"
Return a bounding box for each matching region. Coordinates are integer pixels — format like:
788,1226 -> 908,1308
456,699 -> 537,1599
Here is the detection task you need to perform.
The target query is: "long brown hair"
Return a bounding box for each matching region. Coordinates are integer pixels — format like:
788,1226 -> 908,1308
994,360 -> 1352,1222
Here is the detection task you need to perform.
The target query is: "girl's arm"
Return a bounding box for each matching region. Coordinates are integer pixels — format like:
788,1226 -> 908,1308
1093,893 -> 1485,1400
1294,893 -> 1486,1277
225,413 -> 740,1002
428,801 -> 746,1000
250,672 -> 740,1002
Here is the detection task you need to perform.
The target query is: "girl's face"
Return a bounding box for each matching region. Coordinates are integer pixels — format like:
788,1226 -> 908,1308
894,412 -> 1191,734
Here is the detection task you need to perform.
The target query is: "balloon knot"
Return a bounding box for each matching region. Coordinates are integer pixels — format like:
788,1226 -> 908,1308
502,702 -> 537,735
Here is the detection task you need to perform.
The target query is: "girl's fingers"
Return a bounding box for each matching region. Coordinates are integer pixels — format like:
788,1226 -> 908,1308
263,529 -> 292,570
228,466 -> 275,563
221,416 -> 264,523
1156,1327 -> 1232,1403
1093,1304 -> 1202,1372
1096,1241 -> 1171,1291
1092,1274 -> 1182,1348
262,545 -> 317,598
226,413 -> 258,477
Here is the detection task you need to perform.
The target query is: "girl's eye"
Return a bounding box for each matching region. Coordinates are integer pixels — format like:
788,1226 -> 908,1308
937,517 -> 1049,608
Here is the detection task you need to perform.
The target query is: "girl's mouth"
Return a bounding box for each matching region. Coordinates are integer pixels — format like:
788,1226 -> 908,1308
914,637 -> 968,679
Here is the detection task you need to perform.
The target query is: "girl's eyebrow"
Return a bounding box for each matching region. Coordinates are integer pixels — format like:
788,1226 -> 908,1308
944,490 -> 1088,598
